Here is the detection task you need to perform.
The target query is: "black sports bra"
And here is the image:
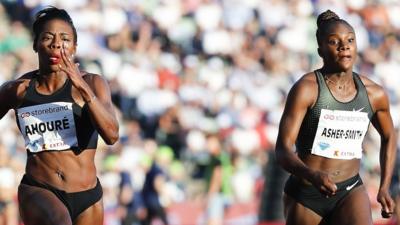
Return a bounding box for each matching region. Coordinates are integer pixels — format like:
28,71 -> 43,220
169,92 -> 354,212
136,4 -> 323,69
15,71 -> 98,154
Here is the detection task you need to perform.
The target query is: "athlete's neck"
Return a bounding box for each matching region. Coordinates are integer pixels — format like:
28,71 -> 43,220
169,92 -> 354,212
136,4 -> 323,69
36,70 -> 68,93
320,68 -> 354,90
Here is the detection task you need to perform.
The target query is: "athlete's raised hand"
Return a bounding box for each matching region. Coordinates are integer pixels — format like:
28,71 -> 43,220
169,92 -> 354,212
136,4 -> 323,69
58,42 -> 83,87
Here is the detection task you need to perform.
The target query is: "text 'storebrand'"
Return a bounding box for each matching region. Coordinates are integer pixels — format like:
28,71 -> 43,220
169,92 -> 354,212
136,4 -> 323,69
20,105 -> 69,118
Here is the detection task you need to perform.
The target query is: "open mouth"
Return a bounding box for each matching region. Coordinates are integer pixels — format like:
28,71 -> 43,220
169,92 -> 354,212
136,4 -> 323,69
338,55 -> 352,62
49,55 -> 61,64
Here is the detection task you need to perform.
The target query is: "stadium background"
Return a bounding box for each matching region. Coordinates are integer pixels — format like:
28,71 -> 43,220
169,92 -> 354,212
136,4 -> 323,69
0,0 -> 400,225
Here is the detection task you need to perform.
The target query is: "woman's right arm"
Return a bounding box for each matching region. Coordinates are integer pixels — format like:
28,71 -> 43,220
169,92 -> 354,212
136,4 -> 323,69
275,75 -> 337,196
0,80 -> 25,119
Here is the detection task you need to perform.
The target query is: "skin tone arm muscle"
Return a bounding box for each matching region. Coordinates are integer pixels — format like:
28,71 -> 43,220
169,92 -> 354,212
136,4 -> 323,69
367,81 -> 396,215
59,45 -> 119,145
81,75 -> 119,145
275,75 -> 337,195
0,82 -> 16,119
0,79 -> 28,119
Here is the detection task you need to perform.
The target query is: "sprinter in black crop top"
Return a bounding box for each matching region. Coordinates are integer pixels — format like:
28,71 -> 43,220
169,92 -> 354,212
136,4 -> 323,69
0,7 -> 119,225
274,10 -> 396,225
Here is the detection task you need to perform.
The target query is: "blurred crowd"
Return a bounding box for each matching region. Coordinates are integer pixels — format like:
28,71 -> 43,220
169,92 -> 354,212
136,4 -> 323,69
1,0 -> 400,225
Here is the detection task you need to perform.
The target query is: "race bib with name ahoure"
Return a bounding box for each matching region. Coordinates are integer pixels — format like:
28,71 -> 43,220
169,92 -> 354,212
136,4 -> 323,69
16,102 -> 78,153
311,109 -> 370,159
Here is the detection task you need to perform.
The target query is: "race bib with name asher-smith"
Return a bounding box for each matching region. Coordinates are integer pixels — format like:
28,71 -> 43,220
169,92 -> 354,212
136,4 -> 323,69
311,109 -> 370,160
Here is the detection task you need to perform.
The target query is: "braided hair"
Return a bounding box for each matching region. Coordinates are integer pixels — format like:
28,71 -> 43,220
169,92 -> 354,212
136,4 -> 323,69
32,6 -> 77,51
316,10 -> 353,46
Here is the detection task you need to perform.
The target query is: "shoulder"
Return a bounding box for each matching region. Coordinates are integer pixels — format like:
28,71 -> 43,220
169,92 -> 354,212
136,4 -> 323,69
357,74 -> 385,95
357,73 -> 388,111
81,71 -> 109,87
81,71 -> 110,91
81,71 -> 107,83
17,70 -> 37,80
295,72 -> 318,88
1,71 -> 34,97
0,71 -> 35,109
286,71 -> 318,107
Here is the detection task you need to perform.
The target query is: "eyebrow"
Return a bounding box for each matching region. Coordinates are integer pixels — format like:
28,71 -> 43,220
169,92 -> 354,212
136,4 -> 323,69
42,31 -> 71,36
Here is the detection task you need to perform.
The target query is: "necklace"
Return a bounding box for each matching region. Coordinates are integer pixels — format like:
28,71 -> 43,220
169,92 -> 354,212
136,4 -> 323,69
324,75 -> 347,89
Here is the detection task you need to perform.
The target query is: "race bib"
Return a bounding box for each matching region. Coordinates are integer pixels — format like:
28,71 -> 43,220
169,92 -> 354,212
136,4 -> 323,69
311,109 -> 370,159
16,102 -> 78,152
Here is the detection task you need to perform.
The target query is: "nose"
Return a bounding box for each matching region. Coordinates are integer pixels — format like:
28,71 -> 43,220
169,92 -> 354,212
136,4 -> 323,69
338,41 -> 349,51
50,36 -> 62,49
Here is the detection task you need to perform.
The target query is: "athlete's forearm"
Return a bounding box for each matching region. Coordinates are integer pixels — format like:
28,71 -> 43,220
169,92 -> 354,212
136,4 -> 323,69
275,147 -> 315,182
379,133 -> 397,190
86,96 -> 119,145
75,76 -> 119,145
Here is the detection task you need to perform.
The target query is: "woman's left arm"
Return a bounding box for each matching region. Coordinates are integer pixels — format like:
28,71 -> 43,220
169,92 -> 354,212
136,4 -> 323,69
59,47 -> 119,145
81,74 -> 119,145
369,83 -> 397,218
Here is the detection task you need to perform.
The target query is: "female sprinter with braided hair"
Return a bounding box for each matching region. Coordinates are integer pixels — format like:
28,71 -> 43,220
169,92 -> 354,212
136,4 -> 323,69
0,6 -> 119,225
275,10 -> 396,225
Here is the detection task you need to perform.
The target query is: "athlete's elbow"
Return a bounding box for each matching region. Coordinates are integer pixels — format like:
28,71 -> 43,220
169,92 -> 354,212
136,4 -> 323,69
104,132 -> 119,145
275,146 -> 289,168
103,126 -> 119,145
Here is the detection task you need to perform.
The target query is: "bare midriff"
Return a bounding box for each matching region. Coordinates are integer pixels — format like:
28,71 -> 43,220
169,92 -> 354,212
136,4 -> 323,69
25,149 -> 97,192
298,152 -> 360,184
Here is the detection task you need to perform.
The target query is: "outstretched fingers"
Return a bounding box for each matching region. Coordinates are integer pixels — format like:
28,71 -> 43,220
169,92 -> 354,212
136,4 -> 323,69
59,42 -> 81,78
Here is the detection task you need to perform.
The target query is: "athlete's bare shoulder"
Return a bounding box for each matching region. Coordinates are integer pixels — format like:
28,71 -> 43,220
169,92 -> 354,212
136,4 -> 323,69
0,71 -> 36,116
80,71 -> 111,100
17,70 -> 37,80
287,71 -> 319,108
357,73 -> 388,111
357,73 -> 383,91
297,71 -> 318,86
81,71 -> 107,85
0,71 -> 36,105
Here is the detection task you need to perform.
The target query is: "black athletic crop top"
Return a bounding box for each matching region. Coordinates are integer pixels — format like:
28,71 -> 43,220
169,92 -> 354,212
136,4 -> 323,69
15,71 -> 98,154
295,70 -> 373,154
